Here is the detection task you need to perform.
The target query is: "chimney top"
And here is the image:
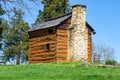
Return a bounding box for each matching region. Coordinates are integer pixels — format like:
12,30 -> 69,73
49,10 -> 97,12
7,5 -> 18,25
72,4 -> 86,8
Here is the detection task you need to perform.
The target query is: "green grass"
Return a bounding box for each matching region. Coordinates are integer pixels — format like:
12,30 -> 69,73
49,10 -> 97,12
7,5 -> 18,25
0,62 -> 120,80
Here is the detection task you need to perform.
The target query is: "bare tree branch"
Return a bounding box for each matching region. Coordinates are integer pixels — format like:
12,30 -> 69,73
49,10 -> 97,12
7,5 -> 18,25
93,43 -> 115,62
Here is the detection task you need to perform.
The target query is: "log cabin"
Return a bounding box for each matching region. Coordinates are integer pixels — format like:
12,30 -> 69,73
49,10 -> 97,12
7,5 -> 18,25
28,4 -> 95,63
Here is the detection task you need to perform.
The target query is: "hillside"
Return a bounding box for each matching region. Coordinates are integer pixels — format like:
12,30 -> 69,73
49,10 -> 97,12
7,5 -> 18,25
0,62 -> 120,80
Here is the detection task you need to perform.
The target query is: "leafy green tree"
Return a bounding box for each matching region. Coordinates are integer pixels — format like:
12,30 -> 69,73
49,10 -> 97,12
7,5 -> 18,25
0,4 -> 5,38
3,8 -> 29,64
35,0 -> 70,24
0,4 -> 5,16
0,4 -> 5,50
35,10 -> 44,25
1,20 -> 11,59
42,0 -> 69,19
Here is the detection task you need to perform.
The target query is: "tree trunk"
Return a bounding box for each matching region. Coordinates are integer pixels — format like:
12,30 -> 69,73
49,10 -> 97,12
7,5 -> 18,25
16,52 -> 20,65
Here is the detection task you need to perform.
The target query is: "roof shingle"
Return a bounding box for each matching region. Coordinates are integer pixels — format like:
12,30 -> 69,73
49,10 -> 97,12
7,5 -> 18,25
29,13 -> 71,32
29,13 -> 95,34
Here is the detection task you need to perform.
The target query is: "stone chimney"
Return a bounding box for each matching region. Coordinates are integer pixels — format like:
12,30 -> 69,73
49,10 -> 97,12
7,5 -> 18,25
69,4 -> 88,61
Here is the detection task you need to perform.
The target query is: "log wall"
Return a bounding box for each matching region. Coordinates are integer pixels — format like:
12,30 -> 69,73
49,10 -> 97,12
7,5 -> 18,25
56,29 -> 68,62
87,31 -> 92,62
29,27 -> 57,63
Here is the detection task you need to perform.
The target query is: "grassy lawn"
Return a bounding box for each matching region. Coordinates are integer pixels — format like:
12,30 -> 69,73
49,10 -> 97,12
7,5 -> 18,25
0,62 -> 120,80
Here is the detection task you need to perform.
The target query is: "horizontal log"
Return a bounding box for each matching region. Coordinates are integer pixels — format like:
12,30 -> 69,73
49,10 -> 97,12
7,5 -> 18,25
29,41 -> 56,47
29,56 -> 56,61
57,47 -> 67,50
33,53 -> 55,57
57,40 -> 68,42
57,52 -> 67,54
30,43 -> 56,48
57,30 -> 67,35
57,42 -> 68,45
30,34 -> 56,40
29,37 -> 56,45
29,40 -> 56,45
57,54 -> 67,58
29,27 -> 56,38
57,50 -> 67,54
56,58 -> 67,61
57,35 -> 68,37
57,30 -> 67,32
29,49 -> 56,54
29,47 -> 56,51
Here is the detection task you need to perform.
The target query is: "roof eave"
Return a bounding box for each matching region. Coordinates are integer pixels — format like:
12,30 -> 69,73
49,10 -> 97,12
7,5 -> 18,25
86,22 -> 96,34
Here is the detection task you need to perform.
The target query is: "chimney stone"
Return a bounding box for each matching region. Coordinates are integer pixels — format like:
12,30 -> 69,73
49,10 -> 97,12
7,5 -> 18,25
69,4 -> 88,61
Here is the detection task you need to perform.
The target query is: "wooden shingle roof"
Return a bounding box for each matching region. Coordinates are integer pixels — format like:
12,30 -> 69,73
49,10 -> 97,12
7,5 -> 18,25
29,13 -> 71,32
29,13 -> 95,34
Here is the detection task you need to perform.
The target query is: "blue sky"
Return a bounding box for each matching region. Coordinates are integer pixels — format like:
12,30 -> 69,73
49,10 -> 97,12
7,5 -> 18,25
3,0 -> 120,62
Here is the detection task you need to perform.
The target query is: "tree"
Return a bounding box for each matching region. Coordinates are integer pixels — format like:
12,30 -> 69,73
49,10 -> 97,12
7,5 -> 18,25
3,8 -> 29,64
0,4 -> 5,38
35,0 -> 70,24
0,4 -> 5,50
35,10 -> 44,25
0,3 -> 5,15
92,43 -> 115,62
1,20 -> 11,59
42,0 -> 69,19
